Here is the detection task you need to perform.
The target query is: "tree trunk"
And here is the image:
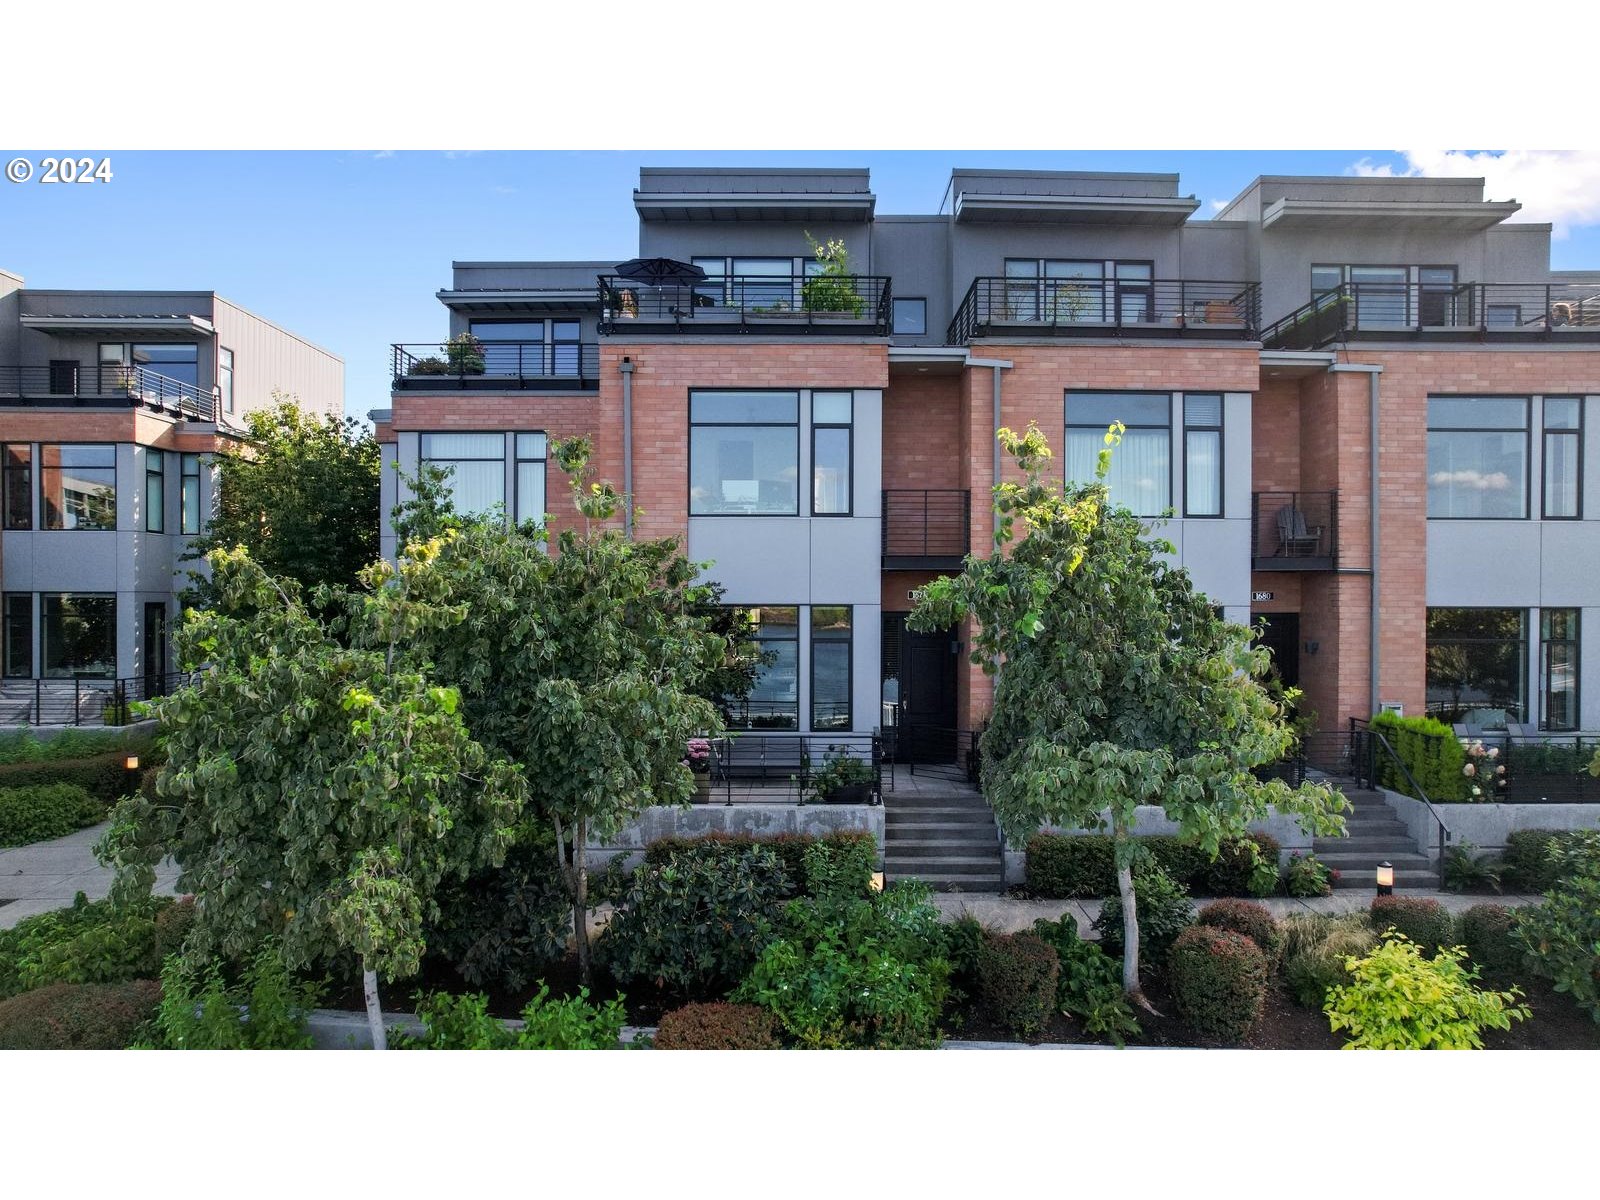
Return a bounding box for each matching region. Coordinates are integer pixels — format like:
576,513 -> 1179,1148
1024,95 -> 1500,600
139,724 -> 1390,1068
1113,814 -> 1159,1015
572,817 -> 592,988
362,960 -> 388,1051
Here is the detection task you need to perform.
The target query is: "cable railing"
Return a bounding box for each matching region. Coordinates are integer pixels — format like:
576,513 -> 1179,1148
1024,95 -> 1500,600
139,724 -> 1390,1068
391,341 -> 600,390
1251,490 -> 1337,569
947,277 -> 1261,343
0,671 -> 199,726
0,364 -> 216,421
882,489 -> 970,567
597,273 -> 892,334
1260,280 -> 1600,349
693,732 -> 887,805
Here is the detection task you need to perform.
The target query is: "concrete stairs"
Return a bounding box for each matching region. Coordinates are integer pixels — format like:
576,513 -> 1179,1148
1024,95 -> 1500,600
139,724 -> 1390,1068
883,785 -> 1005,893
1315,786 -> 1439,890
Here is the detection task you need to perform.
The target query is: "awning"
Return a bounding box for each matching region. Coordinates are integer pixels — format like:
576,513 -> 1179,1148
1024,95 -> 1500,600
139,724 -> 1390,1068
19,314 -> 215,337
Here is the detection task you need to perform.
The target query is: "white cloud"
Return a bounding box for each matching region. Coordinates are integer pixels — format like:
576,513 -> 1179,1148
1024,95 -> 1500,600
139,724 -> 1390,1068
1347,150 -> 1600,238
1209,198 -> 1228,213
371,150 -> 395,159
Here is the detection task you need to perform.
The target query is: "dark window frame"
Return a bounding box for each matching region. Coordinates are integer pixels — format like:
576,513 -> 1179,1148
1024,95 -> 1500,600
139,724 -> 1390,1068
420,431 -> 508,520
144,448 -> 165,533
1425,606 -> 1529,728
688,389 -> 801,518
810,391 -> 853,518
180,453 -> 203,535
1182,392 -> 1225,519
3,443 -> 32,530
1541,395 -> 1584,520
513,430 -> 549,529
218,346 -> 234,414
810,604 -> 853,732
1065,389 -> 1174,517
891,297 -> 927,336
1425,395 -> 1532,521
723,603 -> 801,731
3,592 -> 31,679
1540,607 -> 1580,733
39,591 -> 117,680
39,442 -> 118,532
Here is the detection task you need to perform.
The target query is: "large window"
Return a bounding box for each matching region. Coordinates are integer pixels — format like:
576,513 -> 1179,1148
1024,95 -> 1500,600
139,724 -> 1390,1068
1066,392 -> 1171,516
421,432 -> 505,517
726,605 -> 799,730
811,392 -> 852,516
1426,608 -> 1527,728
514,433 -> 547,527
3,444 -> 30,530
1426,397 -> 1529,519
218,347 -> 234,414
181,453 -> 203,535
41,444 -> 117,530
3,594 -> 30,678
1312,264 -> 1458,325
1006,259 -> 1153,323
1543,396 -> 1582,519
1541,609 -> 1580,732
689,391 -> 799,515
144,450 -> 164,533
692,256 -> 821,309
41,593 -> 116,679
469,320 -> 582,376
891,298 -> 927,336
1183,393 -> 1224,518
132,343 -> 199,388
811,606 -> 852,731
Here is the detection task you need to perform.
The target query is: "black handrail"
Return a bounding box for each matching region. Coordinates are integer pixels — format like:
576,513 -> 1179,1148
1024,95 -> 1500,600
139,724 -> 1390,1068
695,732 -> 886,805
597,273 -> 892,335
391,342 -> 600,389
1350,717 -> 1451,872
948,277 -> 1262,343
882,489 -> 970,563
1,671 -> 200,726
0,364 -> 217,421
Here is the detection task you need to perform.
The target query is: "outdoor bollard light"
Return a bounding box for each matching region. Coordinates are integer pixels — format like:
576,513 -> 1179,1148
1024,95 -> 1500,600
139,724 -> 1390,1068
869,872 -> 885,893
124,754 -> 141,772
1376,861 -> 1394,896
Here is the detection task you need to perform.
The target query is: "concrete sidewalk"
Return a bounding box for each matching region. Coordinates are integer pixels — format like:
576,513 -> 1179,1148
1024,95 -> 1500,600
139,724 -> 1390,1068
928,889 -> 1544,935
0,822 -> 179,930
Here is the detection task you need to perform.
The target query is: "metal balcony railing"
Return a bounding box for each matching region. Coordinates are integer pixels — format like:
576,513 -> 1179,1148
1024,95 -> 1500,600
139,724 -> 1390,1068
1260,281 -> 1600,350
0,364 -> 216,421
1251,490 -> 1337,570
0,671 -> 199,726
882,489 -> 971,568
391,341 -> 600,390
947,277 -> 1261,343
597,273 -> 892,335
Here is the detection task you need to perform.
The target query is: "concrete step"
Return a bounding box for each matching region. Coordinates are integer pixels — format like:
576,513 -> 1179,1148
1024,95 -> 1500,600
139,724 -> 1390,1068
1338,819 -> 1412,836
884,841 -> 1002,859
1314,836 -> 1424,854
886,810 -> 997,826
885,855 -> 1004,872
886,796 -> 991,811
1317,852 -> 1432,871
908,877 -> 1006,893
1333,869 -> 1439,890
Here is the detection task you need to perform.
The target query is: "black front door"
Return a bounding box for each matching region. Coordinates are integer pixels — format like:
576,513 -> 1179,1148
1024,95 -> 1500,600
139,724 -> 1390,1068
1255,612 -> 1300,689
897,621 -> 958,762
143,602 -> 168,696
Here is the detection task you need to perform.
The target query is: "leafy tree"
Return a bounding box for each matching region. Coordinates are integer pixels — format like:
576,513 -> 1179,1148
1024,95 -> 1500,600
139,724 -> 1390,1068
183,396 -> 380,605
100,546 -> 524,1049
910,423 -> 1345,1006
397,437 -> 726,985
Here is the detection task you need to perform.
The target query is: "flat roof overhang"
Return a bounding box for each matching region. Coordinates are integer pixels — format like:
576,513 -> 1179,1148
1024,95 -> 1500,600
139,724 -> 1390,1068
954,193 -> 1200,225
888,347 -> 968,375
19,314 -> 215,337
633,192 -> 876,222
437,289 -> 597,313
1259,349 -> 1337,380
1260,198 -> 1522,231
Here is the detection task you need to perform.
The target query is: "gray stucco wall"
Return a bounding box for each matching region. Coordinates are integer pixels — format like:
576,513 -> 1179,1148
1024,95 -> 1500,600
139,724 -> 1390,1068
587,802 -> 885,872
1380,787 -> 1600,864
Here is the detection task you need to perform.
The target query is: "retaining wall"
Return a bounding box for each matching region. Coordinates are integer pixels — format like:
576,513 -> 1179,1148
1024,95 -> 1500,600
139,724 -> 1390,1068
1379,788 -> 1600,865
587,803 -> 885,871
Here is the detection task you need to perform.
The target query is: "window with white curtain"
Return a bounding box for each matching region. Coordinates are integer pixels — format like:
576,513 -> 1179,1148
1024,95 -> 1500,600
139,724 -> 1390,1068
514,433 -> 547,527
1065,392 -> 1171,516
1184,394 -> 1224,517
421,432 -> 505,517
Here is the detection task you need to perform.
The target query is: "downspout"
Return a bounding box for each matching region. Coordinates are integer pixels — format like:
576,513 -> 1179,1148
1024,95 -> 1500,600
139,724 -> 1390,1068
620,356 -> 634,540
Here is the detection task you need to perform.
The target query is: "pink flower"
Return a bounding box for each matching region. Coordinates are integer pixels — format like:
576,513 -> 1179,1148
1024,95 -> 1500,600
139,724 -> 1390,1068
1496,765 -> 1506,775
1463,762 -> 1477,776
1487,746 -> 1499,759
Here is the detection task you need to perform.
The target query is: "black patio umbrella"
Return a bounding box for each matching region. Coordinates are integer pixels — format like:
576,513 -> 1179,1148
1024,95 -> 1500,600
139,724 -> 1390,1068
612,257 -> 707,287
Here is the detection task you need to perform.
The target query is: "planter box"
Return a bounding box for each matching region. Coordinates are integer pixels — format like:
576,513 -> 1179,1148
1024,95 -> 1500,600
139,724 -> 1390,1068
822,782 -> 872,805
587,802 -> 884,872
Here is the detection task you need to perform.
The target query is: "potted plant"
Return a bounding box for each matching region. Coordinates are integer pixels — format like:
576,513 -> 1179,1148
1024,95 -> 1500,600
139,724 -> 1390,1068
443,332 -> 486,375
684,737 -> 714,801
799,232 -> 866,317
407,356 -> 451,376
806,750 -> 874,804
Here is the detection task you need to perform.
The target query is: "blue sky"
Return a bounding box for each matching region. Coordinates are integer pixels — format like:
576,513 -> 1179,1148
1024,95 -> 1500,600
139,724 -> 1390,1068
6,149 -> 1600,417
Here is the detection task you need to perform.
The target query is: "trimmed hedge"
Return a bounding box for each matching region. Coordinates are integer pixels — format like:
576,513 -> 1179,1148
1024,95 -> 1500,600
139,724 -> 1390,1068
975,931 -> 1059,1039
1370,896 -> 1454,953
1092,865 -> 1196,964
1196,899 -> 1283,965
0,752 -> 144,808
642,829 -> 876,890
0,979 -> 162,1049
653,1002 -> 781,1050
1025,831 -> 1282,899
0,783 -> 103,847
1168,925 -> 1269,1045
1457,904 -> 1521,979
1501,829 -> 1583,894
0,729 -> 151,766
1200,832 -> 1281,898
0,894 -> 192,1000
1368,710 -> 1467,801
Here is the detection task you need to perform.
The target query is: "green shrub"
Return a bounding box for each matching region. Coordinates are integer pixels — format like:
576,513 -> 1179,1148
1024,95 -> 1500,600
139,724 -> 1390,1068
1369,896 -> 1454,953
1196,899 -> 1283,964
428,837 -> 571,992
399,984 -> 625,1049
1167,925 -> 1269,1045
1443,843 -> 1505,894
1281,914 -> 1378,1009
1202,832 -> 1282,898
1368,710 -> 1468,801
0,751 -> 148,808
1513,831 -> 1600,1021
641,829 -> 876,894
1325,935 -> 1529,1048
140,945 -> 319,1049
602,844 -> 791,998
653,1002 -> 781,1050
1148,839 -> 1213,890
939,912 -> 989,1003
1501,829 -> 1583,893
0,979 -> 162,1049
1024,833 -> 1115,898
0,728 -> 153,766
0,782 -> 103,846
1030,915 -> 1139,1046
733,882 -> 950,1049
1283,852 -> 1336,897
974,931 -> 1059,1039
1093,864 -> 1195,965
1457,904 -> 1521,979
0,893 -> 191,1000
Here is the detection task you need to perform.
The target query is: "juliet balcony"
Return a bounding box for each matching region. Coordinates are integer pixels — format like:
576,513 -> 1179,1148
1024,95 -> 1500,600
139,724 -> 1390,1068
1252,491 -> 1338,571
596,273 -> 892,336
882,489 -> 971,570
390,341 -> 601,391
947,277 -> 1261,343
0,363 -> 216,421
1259,281 -> 1600,350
